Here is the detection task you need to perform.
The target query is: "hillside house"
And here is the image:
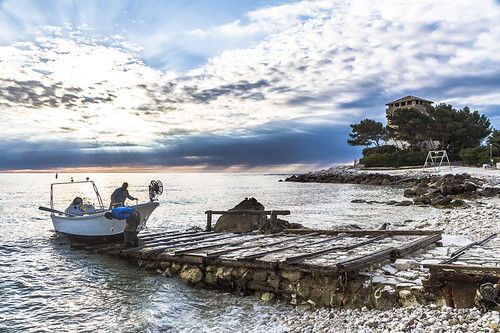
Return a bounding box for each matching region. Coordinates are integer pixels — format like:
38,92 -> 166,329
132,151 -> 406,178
386,95 -> 434,121
385,95 -> 436,150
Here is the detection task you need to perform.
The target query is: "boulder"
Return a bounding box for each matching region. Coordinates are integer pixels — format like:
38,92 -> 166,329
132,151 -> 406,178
259,218 -> 303,234
180,266 -> 203,284
213,198 -> 266,233
374,285 -> 399,310
399,290 -> 420,307
403,189 -> 417,197
413,195 -> 431,205
213,197 -> 304,233
415,187 -> 428,196
430,195 -> 452,207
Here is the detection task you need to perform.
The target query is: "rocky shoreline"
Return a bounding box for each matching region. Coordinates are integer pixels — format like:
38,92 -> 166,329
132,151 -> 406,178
265,167 -> 500,332
284,166 -> 500,208
249,196 -> 500,332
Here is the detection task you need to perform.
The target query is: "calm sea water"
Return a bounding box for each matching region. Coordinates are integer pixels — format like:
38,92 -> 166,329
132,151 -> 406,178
0,173 -> 438,332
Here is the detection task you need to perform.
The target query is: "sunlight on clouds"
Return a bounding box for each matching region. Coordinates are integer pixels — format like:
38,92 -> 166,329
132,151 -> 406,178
1,0 -> 500,170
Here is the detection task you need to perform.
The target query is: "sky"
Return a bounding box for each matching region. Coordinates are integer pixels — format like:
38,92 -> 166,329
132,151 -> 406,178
1,0 -> 500,173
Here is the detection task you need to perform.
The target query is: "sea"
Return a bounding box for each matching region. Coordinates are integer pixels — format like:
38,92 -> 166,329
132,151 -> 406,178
0,173 -> 439,332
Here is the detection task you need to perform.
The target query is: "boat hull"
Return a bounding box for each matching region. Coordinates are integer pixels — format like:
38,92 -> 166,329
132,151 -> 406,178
51,202 -> 159,242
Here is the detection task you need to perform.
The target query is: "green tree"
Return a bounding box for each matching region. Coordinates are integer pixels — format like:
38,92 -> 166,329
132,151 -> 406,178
448,107 -> 491,153
386,108 -> 431,150
427,103 -> 455,150
387,104 -> 491,154
487,129 -> 500,156
347,119 -> 386,147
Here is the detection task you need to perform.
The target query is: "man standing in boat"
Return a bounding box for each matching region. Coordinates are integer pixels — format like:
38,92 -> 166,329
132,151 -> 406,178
109,182 -> 137,208
104,207 -> 140,248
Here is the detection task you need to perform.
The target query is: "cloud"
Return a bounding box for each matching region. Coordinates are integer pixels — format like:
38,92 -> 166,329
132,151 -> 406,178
0,120 -> 359,171
1,0 -> 500,171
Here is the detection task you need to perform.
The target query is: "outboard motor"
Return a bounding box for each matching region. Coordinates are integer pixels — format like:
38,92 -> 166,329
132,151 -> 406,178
149,180 -> 163,202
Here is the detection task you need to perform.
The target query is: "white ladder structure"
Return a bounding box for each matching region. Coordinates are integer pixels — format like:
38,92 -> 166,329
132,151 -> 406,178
423,150 -> 452,172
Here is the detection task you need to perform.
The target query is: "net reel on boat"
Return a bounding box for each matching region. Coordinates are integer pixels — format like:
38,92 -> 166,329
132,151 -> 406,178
149,180 -> 163,202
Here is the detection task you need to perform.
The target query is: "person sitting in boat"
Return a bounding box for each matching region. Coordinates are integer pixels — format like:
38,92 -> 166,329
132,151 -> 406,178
104,207 -> 140,248
109,182 -> 137,209
65,196 -> 96,214
65,197 -> 83,214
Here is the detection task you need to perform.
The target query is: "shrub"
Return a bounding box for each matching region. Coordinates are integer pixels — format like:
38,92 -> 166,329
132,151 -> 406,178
362,145 -> 397,157
459,146 -> 491,166
360,149 -> 426,167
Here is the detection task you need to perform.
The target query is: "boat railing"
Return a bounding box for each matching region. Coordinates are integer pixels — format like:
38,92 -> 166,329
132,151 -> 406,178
50,179 -> 105,211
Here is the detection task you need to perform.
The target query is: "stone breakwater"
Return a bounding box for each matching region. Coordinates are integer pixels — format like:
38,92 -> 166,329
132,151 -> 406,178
284,166 -> 500,208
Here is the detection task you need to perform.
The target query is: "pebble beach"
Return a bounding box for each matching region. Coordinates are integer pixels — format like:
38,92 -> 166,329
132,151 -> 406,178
257,167 -> 500,333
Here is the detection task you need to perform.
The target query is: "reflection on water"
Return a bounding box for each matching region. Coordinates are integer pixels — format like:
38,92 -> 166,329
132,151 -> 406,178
0,173 -> 437,332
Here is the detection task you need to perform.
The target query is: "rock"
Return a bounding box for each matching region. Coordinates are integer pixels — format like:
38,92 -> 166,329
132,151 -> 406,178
415,187 -> 428,196
394,259 -> 416,270
261,292 -> 276,302
180,266 -> 203,284
281,270 -> 303,283
430,195 -> 452,207
450,199 -> 468,208
204,272 -> 217,284
382,178 -> 392,185
213,197 -> 304,233
374,285 -> 399,310
215,267 -> 233,280
413,196 -> 431,205
213,198 -> 266,233
171,262 -> 181,273
399,290 -> 420,306
403,189 -> 417,197
259,217 -> 304,234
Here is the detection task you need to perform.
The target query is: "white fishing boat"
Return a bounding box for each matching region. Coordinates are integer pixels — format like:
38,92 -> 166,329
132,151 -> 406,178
39,179 -> 163,243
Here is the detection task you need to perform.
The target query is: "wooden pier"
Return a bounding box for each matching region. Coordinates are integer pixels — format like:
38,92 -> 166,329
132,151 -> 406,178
78,203 -> 500,310
83,227 -> 447,308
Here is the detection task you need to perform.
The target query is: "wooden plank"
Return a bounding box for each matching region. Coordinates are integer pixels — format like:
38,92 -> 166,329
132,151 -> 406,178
392,234 -> 442,258
120,231 -> 232,253
440,233 -> 497,264
138,230 -> 181,239
140,232 -> 258,255
203,233 -> 308,258
238,233 -> 342,261
424,263 -> 500,274
138,231 -> 215,247
284,229 -> 442,236
174,234 -> 270,255
84,242 -> 121,251
450,233 -> 497,257
285,234 -> 387,264
138,230 -> 185,241
337,247 -> 395,273
206,212 -> 212,231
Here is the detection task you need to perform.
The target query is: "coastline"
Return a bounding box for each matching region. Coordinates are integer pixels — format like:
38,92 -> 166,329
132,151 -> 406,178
260,166 -> 500,332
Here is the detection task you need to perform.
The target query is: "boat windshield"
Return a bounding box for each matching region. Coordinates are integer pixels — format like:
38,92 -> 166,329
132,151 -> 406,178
50,180 -> 105,214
